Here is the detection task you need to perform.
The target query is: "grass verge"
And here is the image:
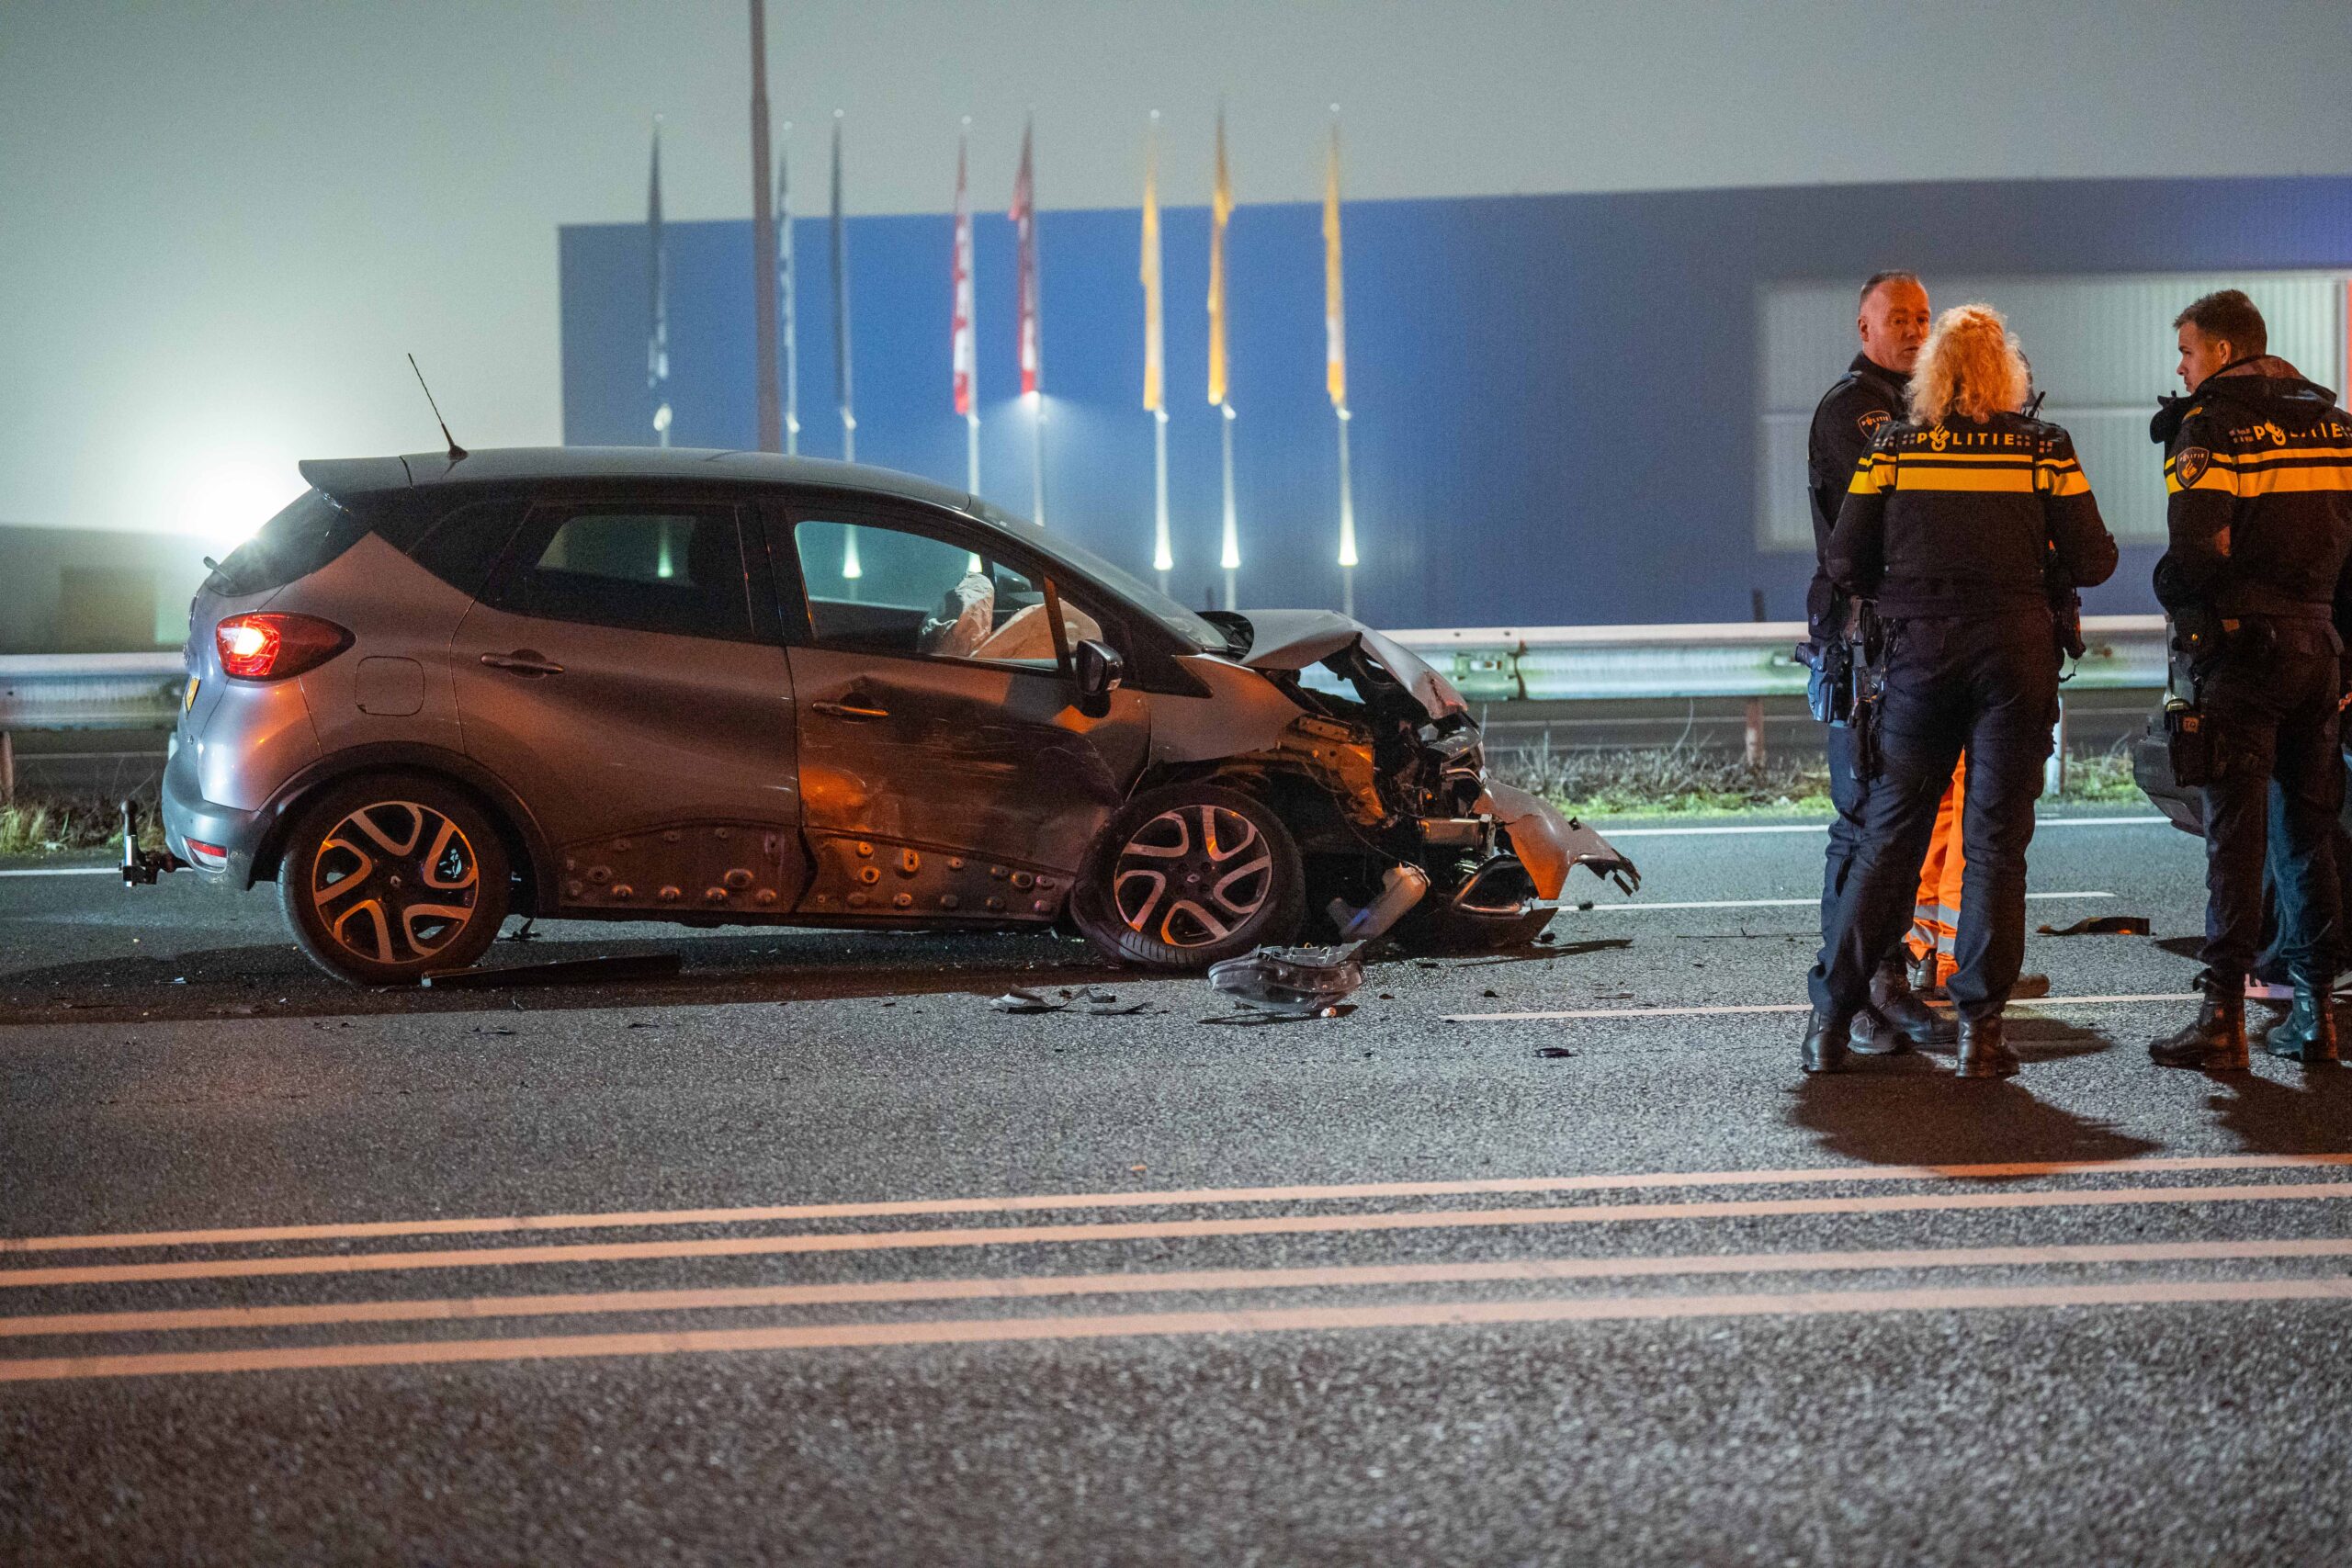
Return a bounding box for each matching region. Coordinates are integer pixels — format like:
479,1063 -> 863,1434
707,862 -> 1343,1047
0,795 -> 163,857
1492,739 -> 2146,819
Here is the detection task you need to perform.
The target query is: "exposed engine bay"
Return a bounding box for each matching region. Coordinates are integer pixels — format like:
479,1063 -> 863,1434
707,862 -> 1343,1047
1211,611 -> 1640,950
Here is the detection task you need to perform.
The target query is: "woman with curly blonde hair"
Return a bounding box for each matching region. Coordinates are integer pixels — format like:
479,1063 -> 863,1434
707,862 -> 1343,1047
1804,305 -> 2120,1079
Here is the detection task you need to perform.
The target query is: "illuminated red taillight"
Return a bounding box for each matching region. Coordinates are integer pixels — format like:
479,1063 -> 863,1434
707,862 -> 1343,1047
214,613 -> 350,681
186,840 -> 229,869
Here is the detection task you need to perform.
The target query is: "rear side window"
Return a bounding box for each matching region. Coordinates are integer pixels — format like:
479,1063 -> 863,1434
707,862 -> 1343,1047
202,489 -> 371,597
401,497 -> 528,597
489,506 -> 753,641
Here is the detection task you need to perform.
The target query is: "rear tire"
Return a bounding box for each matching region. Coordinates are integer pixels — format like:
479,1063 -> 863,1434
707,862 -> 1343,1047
277,773 -> 511,986
1070,782 -> 1303,970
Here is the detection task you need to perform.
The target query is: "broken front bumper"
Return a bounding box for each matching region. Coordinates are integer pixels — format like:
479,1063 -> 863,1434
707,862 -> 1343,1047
1473,781 -> 1641,899
1392,784 -> 1641,952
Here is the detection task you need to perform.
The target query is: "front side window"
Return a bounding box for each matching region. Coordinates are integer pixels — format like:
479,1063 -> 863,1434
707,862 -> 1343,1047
791,517 -> 1104,668
494,507 -> 752,640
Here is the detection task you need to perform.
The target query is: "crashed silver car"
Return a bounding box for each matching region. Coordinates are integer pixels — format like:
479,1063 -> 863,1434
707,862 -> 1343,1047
141,447 -> 1636,985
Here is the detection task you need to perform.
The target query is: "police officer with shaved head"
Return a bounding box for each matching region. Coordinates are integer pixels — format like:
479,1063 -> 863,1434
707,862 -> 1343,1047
2148,290 -> 2352,1071
1804,269 -> 1952,1053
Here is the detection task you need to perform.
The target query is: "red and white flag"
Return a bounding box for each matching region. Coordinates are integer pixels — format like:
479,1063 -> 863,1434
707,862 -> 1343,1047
952,131 -> 976,416
1011,116 -> 1040,396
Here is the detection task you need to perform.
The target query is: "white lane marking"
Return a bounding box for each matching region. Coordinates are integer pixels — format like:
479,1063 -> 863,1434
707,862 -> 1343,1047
8,1275 -> 2351,1383
1449,993 -> 2201,1022
8,1181 -> 2348,1290
14,1153 -> 2351,1256
1602,816 -> 2165,839
0,867 -> 121,878
11,1235 -> 2350,1341
1580,892 -> 2112,912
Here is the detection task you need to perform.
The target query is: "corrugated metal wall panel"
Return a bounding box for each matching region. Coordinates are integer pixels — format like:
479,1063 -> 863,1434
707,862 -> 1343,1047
1759,271 -> 2347,547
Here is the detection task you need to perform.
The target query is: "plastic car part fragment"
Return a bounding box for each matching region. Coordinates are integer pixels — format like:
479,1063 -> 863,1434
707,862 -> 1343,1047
1206,941 -> 1366,1017
1326,863 -> 1430,942
1475,782 -> 1641,897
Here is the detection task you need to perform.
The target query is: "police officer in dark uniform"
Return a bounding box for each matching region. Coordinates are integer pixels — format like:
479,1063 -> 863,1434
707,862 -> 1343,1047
1805,303 -> 2118,1077
2147,289 -> 2352,1070
1805,269 -> 1951,1052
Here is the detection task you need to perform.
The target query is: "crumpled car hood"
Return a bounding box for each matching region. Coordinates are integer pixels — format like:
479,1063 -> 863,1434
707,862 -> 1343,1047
1238,610 -> 1467,721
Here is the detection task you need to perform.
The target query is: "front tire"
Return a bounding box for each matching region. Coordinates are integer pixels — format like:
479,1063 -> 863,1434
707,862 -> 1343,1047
277,774 -> 511,986
1070,782 -> 1304,969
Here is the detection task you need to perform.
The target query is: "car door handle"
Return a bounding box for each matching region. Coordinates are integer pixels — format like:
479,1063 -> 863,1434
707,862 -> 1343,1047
480,651 -> 565,677
810,699 -> 889,720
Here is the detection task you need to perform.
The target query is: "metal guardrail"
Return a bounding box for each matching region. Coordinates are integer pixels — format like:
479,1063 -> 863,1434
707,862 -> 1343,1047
0,653 -> 186,731
0,618 -> 2171,732
1387,615 -> 2168,703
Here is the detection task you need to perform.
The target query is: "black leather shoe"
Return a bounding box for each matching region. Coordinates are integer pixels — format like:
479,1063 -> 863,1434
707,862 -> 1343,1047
1867,960 -> 1956,1048
1954,1016 -> 2019,1079
1802,1009 -> 1852,1075
2150,986 -> 2250,1071
2262,984 -> 2338,1064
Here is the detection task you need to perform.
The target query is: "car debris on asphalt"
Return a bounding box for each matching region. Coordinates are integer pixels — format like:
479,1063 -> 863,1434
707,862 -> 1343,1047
1205,942 -> 1367,1018
988,985 -> 1152,1016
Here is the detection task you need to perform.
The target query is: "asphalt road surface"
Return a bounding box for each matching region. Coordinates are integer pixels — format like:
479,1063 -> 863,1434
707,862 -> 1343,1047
5,808 -> 2348,1565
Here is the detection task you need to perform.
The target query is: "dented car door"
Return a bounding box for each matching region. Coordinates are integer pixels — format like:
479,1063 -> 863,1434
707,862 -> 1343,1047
772,506 -> 1148,923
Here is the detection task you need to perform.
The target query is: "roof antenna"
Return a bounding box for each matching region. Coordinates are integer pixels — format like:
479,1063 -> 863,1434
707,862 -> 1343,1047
406,353 -> 468,462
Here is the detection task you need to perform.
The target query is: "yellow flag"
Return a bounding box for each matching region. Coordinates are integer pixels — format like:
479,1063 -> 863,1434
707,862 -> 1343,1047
1207,109 -> 1231,407
1141,123 -> 1163,413
1323,123 -> 1346,410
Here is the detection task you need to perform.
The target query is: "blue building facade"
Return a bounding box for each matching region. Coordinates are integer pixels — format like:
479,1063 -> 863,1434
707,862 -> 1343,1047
560,175 -> 2352,629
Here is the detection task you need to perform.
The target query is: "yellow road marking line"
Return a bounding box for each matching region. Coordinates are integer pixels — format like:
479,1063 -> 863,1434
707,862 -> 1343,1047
12,1153 -> 2349,1256
7,1182 -> 2350,1290
7,1276 -> 2350,1382
8,1236 -> 2350,1339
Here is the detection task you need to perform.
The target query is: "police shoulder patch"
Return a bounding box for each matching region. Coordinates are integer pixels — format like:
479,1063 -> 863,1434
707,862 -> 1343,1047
1857,409 -> 1891,437
2175,446 -> 2211,488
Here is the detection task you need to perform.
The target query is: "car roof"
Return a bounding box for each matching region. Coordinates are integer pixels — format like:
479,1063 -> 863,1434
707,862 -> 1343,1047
299,446 -> 979,515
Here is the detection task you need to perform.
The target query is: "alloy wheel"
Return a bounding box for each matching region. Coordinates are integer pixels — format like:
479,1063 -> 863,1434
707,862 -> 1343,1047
1110,803 -> 1273,948
308,801 -> 483,967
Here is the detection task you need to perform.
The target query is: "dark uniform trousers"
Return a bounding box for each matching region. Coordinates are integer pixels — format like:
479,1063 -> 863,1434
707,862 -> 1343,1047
1809,610 -> 2056,1023
2199,619 -> 2344,987
1819,723 -> 1869,938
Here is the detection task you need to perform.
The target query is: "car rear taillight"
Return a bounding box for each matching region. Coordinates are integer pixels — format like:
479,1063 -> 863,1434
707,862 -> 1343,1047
185,840 -> 229,870
215,613 -> 351,681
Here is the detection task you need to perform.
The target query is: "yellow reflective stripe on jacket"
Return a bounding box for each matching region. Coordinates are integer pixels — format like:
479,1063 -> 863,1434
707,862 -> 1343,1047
2233,463 -> 2352,496
1847,454 -> 1897,495
1891,458 -> 2036,494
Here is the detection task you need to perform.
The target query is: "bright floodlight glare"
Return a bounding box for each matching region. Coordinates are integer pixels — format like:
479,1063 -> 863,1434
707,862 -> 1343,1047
1152,544 -> 1174,572
186,460 -> 302,547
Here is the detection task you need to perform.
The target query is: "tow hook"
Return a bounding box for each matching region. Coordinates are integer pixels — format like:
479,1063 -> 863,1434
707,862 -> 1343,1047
120,800 -> 184,886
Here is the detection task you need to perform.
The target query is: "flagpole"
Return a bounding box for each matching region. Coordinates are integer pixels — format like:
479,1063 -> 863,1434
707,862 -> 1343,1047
1327,108 -> 1357,617
748,0 -> 782,452
1154,409 -> 1171,596
1210,104 -> 1238,609
1143,109 -> 1170,594
1337,408 -> 1357,617
831,109 -> 859,594
1220,402 -> 1238,610
648,115 -> 671,448
831,109 -> 854,465
779,121 -> 798,457
955,117 -> 980,499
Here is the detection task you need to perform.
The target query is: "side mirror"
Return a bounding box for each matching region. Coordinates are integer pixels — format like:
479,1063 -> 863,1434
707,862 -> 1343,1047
1073,638 -> 1124,716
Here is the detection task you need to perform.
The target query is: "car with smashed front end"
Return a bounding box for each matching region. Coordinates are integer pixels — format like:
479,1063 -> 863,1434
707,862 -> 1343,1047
146,447 -> 1636,986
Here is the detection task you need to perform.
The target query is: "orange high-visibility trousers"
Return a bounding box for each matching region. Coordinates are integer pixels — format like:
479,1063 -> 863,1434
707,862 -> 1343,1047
1905,755 -> 1966,987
